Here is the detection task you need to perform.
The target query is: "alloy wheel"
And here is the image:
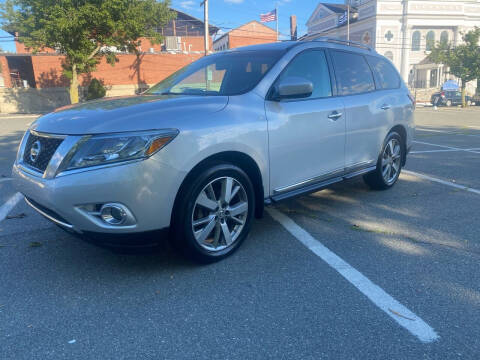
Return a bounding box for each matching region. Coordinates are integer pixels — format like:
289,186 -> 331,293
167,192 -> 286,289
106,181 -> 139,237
191,176 -> 248,251
381,138 -> 401,185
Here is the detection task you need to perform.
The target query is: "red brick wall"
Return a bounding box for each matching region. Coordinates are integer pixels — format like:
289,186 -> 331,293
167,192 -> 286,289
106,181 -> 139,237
228,21 -> 277,49
14,36 -> 211,55
15,41 -> 57,54
30,53 -> 203,88
0,56 -> 12,87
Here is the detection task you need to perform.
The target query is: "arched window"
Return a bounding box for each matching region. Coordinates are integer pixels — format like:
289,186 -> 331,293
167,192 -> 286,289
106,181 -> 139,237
440,31 -> 449,44
426,31 -> 435,51
384,51 -> 394,62
411,31 -> 421,51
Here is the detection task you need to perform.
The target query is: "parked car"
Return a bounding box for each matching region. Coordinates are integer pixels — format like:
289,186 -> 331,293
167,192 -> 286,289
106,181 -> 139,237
430,90 -> 473,107
12,40 -> 415,262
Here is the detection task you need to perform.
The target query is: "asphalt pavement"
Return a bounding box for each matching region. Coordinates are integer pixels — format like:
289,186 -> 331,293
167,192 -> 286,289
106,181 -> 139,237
0,107 -> 479,359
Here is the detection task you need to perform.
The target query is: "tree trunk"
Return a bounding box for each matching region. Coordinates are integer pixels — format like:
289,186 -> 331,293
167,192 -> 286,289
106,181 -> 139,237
69,64 -> 79,104
461,82 -> 466,108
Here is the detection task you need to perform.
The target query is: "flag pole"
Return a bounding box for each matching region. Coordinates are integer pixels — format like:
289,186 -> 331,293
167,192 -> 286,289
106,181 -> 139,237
347,0 -> 350,41
276,5 -> 279,41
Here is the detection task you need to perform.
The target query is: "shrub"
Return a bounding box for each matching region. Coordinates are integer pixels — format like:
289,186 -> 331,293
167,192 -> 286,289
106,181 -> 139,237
86,78 -> 106,101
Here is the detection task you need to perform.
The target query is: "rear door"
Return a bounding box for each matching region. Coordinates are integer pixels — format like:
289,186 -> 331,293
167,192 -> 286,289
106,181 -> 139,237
265,49 -> 345,194
329,50 -> 383,171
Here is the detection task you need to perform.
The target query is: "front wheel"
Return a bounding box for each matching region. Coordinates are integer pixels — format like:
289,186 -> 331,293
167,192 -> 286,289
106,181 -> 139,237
172,163 -> 255,263
364,132 -> 403,190
445,99 -> 452,107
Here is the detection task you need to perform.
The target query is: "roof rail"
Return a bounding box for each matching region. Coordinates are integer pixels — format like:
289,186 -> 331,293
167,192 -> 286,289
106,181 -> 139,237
301,35 -> 374,52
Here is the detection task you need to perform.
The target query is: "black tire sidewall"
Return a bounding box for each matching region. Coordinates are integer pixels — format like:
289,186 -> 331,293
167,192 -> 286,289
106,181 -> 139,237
174,163 -> 255,262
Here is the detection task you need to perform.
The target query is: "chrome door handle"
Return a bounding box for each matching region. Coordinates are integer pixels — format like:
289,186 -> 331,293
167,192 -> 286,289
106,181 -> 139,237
328,111 -> 343,120
381,104 -> 391,110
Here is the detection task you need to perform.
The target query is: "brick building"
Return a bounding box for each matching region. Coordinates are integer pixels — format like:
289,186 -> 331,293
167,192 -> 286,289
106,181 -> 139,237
213,21 -> 277,51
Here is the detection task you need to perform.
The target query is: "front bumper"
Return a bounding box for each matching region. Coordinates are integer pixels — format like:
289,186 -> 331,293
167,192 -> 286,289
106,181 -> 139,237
12,158 -> 184,235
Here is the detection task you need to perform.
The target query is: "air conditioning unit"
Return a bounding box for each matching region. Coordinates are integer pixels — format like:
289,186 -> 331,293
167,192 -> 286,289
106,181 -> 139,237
165,36 -> 182,51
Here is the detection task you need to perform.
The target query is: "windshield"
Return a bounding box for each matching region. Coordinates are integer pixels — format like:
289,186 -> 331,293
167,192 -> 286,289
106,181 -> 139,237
145,50 -> 285,96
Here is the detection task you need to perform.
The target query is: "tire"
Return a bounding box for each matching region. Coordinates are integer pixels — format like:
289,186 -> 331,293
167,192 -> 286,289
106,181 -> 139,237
171,162 -> 255,263
445,99 -> 452,107
363,131 -> 404,190
467,100 -> 472,106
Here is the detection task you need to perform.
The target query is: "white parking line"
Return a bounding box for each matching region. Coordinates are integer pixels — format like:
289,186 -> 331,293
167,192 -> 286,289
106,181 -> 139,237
403,170 -> 480,195
266,207 -> 440,343
413,140 -> 480,154
0,192 -> 24,222
0,178 -> 13,183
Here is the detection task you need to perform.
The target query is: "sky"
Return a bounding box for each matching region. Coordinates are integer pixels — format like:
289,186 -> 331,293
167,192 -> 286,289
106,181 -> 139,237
170,0 -> 333,40
0,0 -> 344,53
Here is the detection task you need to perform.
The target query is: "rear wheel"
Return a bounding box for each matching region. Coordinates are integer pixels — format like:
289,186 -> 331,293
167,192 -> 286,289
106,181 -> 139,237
364,132 -> 403,190
467,100 -> 472,106
172,163 -> 255,263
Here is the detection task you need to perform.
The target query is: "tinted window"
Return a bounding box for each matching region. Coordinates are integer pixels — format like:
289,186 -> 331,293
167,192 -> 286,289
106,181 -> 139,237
275,50 -> 332,99
331,51 -> 375,95
146,50 -> 284,96
367,56 -> 400,89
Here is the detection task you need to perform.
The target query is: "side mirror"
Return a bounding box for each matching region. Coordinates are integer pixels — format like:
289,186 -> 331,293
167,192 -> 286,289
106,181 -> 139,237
273,76 -> 313,100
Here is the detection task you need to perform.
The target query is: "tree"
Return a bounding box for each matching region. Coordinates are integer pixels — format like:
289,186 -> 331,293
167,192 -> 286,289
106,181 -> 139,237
428,27 -> 480,107
0,0 -> 175,104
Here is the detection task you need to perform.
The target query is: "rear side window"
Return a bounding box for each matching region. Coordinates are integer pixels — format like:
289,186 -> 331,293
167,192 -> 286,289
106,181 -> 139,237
367,56 -> 401,89
275,49 -> 332,99
331,51 -> 375,95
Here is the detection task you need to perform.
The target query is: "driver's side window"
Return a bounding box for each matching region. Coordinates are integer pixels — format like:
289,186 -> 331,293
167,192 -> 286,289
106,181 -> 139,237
276,49 -> 332,99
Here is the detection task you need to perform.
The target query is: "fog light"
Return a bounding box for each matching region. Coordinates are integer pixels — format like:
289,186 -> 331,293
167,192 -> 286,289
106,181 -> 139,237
100,203 -> 128,225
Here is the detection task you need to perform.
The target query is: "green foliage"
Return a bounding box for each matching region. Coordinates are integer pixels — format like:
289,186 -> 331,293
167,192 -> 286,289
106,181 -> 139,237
86,78 -> 106,101
0,0 -> 176,102
428,27 -> 480,106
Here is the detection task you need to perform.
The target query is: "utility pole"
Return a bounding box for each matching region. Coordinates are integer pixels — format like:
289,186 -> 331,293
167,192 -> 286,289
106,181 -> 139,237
201,0 -> 209,55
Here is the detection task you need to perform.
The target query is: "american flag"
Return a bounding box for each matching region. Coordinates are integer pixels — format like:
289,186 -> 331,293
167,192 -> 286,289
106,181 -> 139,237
260,9 -> 277,23
338,11 -> 347,25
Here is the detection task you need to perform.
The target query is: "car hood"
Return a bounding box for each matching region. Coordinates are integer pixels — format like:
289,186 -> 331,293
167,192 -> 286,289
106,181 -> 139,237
31,95 -> 229,135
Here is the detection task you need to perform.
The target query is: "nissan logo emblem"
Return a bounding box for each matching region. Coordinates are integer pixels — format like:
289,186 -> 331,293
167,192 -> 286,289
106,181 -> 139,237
30,140 -> 42,163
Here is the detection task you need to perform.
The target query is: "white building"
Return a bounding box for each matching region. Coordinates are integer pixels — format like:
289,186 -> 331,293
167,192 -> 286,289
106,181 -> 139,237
305,1 -> 480,93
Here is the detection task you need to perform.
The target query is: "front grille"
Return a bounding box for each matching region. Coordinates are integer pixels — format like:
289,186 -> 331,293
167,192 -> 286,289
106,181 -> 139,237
23,132 -> 64,172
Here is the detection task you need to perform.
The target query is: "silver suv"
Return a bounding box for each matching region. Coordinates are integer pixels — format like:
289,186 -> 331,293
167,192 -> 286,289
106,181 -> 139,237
13,39 -> 415,262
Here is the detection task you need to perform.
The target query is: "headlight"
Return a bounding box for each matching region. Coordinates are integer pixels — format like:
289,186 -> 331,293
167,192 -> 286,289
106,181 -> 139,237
59,130 -> 178,172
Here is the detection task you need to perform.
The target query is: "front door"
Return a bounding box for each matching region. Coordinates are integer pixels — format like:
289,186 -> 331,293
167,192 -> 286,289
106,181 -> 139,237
265,49 -> 345,194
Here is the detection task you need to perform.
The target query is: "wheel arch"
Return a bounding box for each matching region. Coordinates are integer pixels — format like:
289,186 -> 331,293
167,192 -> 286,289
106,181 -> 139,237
171,151 -> 265,225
